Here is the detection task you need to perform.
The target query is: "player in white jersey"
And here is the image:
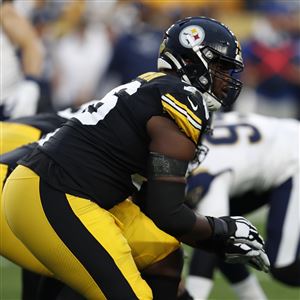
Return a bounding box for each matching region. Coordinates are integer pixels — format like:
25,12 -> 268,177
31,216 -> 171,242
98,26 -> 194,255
0,0 -> 44,120
183,112 -> 300,299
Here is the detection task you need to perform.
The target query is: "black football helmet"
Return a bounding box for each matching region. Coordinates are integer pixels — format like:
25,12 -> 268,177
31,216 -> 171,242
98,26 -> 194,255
158,16 -> 244,110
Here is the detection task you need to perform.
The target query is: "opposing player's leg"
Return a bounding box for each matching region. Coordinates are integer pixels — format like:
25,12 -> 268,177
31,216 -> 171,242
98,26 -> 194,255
184,187 -> 269,300
218,261 -> 267,300
223,192 -> 270,300
185,249 -> 217,299
184,250 -> 267,300
266,174 -> 300,286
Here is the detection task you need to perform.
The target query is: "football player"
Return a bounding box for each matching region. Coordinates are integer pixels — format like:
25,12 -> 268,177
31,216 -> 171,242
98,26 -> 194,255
2,103 -> 183,299
1,109 -> 183,300
2,17 -> 269,299
184,112 -> 299,299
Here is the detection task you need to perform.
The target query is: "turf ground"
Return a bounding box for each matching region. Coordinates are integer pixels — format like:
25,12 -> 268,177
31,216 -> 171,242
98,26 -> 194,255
1,213 -> 300,299
182,247 -> 300,300
1,258 -> 300,300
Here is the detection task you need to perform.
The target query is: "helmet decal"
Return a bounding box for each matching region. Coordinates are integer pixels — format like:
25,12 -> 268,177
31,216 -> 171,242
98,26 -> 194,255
179,25 -> 205,48
235,40 -> 243,64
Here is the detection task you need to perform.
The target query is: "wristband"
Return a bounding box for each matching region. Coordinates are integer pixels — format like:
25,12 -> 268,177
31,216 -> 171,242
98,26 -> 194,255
206,216 -> 229,240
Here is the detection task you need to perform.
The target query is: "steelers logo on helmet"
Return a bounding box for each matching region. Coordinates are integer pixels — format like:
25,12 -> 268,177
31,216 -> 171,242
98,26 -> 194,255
235,40 -> 243,64
179,25 -> 205,49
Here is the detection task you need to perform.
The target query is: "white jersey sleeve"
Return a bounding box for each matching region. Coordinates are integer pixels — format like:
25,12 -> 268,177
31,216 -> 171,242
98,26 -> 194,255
191,112 -> 300,197
194,170 -> 232,216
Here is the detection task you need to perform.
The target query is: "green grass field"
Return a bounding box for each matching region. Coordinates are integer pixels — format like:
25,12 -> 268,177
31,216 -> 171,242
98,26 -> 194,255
1,212 -> 299,300
182,249 -> 300,300
1,258 -> 299,300
210,269 -> 300,300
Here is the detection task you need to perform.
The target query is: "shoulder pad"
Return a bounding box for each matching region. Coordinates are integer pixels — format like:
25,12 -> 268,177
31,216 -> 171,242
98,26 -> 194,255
137,72 -> 167,83
160,87 -> 210,145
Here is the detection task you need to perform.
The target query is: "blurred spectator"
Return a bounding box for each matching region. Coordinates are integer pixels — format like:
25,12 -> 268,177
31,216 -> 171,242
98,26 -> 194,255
13,0 -> 37,18
101,0 -> 247,94
51,12 -> 112,109
104,2 -> 165,86
0,0 -> 44,120
237,2 -> 300,119
31,6 -> 58,113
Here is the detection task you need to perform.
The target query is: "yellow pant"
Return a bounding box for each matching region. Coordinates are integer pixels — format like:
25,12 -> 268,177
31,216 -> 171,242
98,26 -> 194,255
3,165 -> 180,299
0,121 -> 51,274
0,122 -> 41,154
1,164 -> 52,275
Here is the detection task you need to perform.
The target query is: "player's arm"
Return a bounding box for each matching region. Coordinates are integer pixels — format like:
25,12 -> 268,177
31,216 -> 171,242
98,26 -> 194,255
1,2 -> 44,118
145,115 -> 269,272
0,2 -> 44,78
146,115 -> 216,242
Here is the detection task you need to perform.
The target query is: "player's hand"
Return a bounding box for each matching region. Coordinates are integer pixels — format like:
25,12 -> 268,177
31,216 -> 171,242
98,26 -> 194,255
224,242 -> 270,273
206,215 -> 270,272
4,79 -> 40,118
219,216 -> 265,250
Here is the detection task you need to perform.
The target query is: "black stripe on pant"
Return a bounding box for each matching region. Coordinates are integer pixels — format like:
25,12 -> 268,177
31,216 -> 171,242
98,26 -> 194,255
40,180 -> 138,299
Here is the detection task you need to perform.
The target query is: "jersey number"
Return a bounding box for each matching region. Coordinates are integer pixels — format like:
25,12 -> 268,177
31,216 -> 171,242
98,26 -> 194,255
74,80 -> 141,125
205,123 -> 261,145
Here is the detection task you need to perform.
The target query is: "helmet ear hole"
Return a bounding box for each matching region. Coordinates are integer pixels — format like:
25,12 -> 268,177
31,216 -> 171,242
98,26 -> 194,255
199,76 -> 209,86
202,47 -> 214,61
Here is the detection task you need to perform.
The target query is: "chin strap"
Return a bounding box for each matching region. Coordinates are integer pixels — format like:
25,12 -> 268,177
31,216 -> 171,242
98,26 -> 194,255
202,92 -> 221,111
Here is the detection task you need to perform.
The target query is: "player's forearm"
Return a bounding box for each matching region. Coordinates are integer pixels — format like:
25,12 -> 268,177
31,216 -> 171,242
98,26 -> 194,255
21,41 -> 44,78
178,214 -> 213,247
1,2 -> 44,78
145,180 -> 213,241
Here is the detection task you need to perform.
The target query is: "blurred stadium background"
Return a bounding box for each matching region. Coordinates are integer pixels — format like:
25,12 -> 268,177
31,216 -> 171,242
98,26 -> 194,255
1,0 -> 299,299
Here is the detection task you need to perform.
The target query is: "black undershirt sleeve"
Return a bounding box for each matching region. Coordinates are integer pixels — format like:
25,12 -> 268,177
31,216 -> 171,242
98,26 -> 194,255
143,180 -> 197,237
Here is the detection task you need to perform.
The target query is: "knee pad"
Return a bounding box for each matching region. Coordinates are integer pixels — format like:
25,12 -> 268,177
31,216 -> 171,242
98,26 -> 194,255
271,261 -> 300,286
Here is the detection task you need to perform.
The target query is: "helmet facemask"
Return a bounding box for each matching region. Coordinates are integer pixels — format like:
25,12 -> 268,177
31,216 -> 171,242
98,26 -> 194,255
180,45 -> 243,110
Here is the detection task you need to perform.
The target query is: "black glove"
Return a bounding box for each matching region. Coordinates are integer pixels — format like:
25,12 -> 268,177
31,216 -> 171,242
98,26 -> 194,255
206,216 -> 270,273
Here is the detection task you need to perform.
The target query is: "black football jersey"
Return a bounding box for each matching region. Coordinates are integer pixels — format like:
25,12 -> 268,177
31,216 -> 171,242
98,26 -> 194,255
20,72 -> 210,209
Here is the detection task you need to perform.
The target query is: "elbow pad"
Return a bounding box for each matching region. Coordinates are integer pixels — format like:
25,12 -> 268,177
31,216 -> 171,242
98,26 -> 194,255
147,152 -> 188,179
